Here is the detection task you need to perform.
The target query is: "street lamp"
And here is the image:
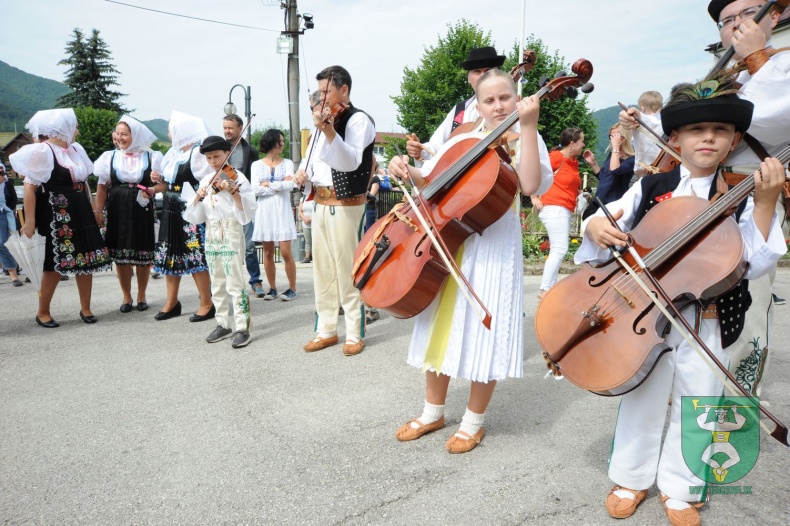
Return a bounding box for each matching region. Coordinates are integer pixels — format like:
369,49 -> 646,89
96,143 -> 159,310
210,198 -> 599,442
224,84 -> 252,144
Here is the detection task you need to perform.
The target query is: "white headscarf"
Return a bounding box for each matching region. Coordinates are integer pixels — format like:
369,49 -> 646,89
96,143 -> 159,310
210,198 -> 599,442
26,108 -> 78,145
118,115 -> 157,153
168,111 -> 209,150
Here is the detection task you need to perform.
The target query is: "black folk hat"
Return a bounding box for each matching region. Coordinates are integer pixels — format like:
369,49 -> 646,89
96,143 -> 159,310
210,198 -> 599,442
460,46 -> 506,70
661,96 -> 754,135
199,135 -> 232,154
707,0 -> 737,22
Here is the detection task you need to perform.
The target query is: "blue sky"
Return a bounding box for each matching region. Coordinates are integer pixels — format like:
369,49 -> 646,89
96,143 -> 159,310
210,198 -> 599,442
2,1 -> 723,134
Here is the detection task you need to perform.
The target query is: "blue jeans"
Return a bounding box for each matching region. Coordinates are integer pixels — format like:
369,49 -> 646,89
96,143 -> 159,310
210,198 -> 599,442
0,210 -> 18,270
365,207 -> 377,233
243,221 -> 261,285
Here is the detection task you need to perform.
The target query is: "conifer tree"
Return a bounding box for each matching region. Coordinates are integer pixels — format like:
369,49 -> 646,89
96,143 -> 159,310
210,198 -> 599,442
56,28 -> 128,113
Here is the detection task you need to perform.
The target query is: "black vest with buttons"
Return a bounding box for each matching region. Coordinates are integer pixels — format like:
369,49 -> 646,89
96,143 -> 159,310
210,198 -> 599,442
632,167 -> 750,348
331,105 -> 375,200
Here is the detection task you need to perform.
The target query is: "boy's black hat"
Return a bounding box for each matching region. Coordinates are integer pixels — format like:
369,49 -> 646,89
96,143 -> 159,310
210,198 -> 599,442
661,96 -> 754,135
199,135 -> 232,154
460,47 -> 506,70
707,0 -> 737,22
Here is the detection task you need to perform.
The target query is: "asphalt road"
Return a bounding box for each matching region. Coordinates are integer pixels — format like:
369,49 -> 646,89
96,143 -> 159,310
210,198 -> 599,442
1,265 -> 788,525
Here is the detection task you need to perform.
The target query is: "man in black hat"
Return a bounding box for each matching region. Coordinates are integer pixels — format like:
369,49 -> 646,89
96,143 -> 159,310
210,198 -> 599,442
406,46 -> 505,162
183,135 -> 257,349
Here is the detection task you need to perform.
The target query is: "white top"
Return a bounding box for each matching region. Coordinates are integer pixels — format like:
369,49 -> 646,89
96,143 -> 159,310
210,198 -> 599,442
94,149 -> 164,184
574,165 -> 786,281
299,110 -> 376,187
9,142 -> 93,186
118,115 -> 158,153
419,97 -> 480,163
182,169 -> 256,226
632,112 -> 663,171
250,158 -> 295,197
161,145 -> 212,185
728,49 -> 790,169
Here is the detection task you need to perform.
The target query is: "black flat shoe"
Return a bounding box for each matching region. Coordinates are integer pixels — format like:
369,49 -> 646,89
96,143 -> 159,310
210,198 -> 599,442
136,301 -> 149,312
154,301 -> 181,321
189,304 -> 216,322
119,303 -> 133,313
79,311 -> 98,324
35,316 -> 60,328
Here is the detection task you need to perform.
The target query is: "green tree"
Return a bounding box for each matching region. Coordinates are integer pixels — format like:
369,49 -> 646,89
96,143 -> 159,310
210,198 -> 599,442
74,106 -> 118,162
392,20 -> 490,144
250,123 -> 291,160
56,28 -> 128,113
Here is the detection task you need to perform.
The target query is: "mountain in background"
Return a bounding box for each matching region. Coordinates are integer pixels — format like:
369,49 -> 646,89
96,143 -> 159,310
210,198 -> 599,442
592,105 -> 622,156
0,60 -> 70,132
0,60 -> 169,141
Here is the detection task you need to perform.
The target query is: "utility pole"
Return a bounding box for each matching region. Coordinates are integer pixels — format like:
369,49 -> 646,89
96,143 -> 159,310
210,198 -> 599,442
285,0 -> 301,164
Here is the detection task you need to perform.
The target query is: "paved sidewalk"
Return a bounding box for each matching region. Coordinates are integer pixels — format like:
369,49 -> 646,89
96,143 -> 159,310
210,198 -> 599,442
1,266 -> 788,525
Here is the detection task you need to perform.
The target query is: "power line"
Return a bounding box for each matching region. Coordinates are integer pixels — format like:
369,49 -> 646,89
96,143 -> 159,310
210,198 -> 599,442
104,0 -> 280,32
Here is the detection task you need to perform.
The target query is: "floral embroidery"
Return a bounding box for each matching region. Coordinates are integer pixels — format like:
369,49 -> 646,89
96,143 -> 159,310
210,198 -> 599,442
734,337 -> 768,395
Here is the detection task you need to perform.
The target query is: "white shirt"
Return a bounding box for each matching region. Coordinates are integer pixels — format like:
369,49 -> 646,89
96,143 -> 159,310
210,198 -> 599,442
9,142 -> 93,185
182,169 -> 256,226
94,149 -> 164,185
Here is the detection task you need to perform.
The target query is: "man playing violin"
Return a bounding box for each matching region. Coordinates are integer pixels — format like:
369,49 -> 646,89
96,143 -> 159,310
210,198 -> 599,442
406,46 -> 506,163
183,135 -> 257,349
294,65 -> 376,357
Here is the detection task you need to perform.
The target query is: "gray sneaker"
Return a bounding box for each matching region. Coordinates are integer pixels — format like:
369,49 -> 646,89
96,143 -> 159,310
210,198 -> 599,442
281,289 -> 297,301
206,325 -> 233,343
231,330 -> 251,348
263,288 -> 278,300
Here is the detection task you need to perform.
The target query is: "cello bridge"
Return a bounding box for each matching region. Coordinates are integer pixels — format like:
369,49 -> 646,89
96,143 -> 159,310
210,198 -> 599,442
611,284 -> 635,308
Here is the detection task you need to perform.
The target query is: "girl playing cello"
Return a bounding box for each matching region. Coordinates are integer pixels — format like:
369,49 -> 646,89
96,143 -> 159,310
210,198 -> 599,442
388,69 -> 554,453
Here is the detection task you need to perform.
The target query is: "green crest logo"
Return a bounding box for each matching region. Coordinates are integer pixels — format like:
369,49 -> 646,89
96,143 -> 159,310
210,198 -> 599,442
681,396 -> 760,484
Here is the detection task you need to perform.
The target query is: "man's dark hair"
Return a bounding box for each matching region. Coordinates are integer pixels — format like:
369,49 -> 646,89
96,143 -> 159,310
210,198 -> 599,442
223,114 -> 243,127
316,65 -> 352,94
259,128 -> 284,154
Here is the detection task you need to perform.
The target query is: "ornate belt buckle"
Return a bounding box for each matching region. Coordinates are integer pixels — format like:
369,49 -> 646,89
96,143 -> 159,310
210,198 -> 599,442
317,186 -> 332,200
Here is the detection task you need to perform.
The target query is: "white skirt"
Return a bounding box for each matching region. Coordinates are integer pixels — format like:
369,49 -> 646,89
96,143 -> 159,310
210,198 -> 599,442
252,193 -> 297,242
407,208 -> 524,382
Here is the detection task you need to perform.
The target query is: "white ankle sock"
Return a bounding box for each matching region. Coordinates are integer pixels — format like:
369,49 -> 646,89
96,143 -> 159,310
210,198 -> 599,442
662,495 -> 692,511
316,332 -> 336,339
410,401 -> 444,429
455,407 -> 485,438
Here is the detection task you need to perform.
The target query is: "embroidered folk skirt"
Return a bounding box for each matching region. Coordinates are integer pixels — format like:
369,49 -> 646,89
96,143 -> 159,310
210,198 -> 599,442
105,184 -> 156,265
35,182 -> 111,274
154,190 -> 207,275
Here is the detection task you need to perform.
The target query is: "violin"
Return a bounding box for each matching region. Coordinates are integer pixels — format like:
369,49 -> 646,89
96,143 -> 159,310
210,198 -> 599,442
352,59 -> 594,320
315,102 -> 348,128
209,164 -> 240,194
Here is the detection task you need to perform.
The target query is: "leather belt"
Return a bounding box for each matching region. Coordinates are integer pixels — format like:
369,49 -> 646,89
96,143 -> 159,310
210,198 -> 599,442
701,303 -> 718,320
314,186 -> 366,207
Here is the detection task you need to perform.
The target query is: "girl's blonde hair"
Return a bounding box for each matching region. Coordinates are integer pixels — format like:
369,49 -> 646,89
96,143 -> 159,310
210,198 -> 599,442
606,123 -> 634,157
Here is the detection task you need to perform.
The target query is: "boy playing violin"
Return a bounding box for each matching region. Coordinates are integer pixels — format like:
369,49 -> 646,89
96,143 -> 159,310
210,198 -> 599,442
183,135 -> 257,348
577,77 -> 786,526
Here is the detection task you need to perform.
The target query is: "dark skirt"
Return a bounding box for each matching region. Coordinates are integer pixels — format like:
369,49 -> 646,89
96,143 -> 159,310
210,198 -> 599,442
35,183 -> 112,274
153,190 -> 207,275
105,184 -> 156,265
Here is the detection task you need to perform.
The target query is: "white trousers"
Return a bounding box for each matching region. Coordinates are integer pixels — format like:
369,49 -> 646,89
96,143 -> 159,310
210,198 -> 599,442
608,309 -> 729,502
205,218 -> 250,332
312,202 -> 365,339
538,205 -> 571,290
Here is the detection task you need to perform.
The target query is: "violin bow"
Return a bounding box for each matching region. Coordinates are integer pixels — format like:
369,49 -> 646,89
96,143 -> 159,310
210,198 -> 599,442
617,102 -> 681,164
393,143 -> 492,329
200,114 -> 256,202
596,198 -> 789,446
300,72 -> 335,188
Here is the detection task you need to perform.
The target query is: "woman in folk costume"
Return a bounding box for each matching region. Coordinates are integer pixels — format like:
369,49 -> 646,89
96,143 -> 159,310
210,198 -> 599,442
10,108 -> 112,327
387,69 -> 554,453
94,116 -> 163,313
152,111 -> 214,322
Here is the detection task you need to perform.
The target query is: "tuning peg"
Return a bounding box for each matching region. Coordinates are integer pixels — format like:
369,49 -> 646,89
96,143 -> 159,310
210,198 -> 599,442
581,82 -> 595,94
553,70 -> 567,79
564,87 -> 579,99
538,75 -> 549,88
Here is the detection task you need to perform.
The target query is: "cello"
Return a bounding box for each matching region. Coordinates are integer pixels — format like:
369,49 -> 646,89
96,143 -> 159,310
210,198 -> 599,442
352,59 -> 594,320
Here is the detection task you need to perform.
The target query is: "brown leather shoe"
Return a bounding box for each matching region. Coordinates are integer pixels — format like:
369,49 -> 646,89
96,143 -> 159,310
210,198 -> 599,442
445,428 -> 485,453
395,417 -> 445,441
342,339 -> 365,356
605,485 -> 648,519
303,335 -> 339,352
660,493 -> 703,526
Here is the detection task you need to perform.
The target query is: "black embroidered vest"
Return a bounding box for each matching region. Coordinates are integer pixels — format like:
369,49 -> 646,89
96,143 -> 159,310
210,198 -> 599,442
331,105 -> 375,199
632,168 -> 750,348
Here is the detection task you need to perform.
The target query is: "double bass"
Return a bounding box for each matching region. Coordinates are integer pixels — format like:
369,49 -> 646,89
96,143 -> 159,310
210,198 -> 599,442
352,59 -> 594,320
